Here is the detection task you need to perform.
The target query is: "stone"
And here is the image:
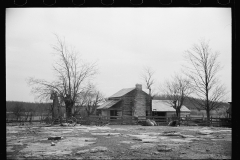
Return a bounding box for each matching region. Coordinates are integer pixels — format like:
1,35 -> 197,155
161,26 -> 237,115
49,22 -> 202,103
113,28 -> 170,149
133,138 -> 142,141
48,136 -> 62,140
141,119 -> 156,126
168,120 -> 179,126
180,134 -> 195,138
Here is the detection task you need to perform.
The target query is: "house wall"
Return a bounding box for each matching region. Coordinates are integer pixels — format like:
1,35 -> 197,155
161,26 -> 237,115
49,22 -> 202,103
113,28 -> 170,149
101,110 -> 109,117
105,87 -> 151,117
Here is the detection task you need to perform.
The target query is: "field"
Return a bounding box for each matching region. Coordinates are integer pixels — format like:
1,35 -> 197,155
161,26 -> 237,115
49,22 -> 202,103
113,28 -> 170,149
7,124 -> 231,159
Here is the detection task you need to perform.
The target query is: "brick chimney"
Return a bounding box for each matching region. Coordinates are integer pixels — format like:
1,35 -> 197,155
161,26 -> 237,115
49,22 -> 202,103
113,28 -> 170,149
135,84 -> 142,90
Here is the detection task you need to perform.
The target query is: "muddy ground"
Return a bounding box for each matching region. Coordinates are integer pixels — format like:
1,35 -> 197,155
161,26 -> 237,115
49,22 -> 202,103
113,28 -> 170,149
6,124 -> 231,159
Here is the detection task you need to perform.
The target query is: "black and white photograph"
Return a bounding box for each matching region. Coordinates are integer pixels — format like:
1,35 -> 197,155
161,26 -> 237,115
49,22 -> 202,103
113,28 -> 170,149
6,7 -> 232,159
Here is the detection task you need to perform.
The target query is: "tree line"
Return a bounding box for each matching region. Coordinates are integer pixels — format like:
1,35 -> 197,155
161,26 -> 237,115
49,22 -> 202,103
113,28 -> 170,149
6,101 -> 50,113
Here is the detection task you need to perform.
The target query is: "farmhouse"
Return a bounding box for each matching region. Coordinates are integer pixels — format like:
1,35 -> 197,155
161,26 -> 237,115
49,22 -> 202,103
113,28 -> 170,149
152,100 -> 191,117
96,84 -> 151,119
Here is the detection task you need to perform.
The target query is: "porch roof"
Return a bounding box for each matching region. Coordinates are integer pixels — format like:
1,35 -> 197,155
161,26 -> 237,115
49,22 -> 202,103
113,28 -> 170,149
96,99 -> 121,110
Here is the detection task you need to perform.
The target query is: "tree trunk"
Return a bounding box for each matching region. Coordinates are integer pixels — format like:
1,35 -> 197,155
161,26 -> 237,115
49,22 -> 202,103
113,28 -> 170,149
175,107 -> 181,126
179,110 -> 181,126
65,102 -> 73,118
51,105 -> 54,119
206,109 -> 210,126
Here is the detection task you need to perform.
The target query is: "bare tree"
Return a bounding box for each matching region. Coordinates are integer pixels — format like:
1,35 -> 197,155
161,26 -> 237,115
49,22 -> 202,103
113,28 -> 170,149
183,40 -> 227,122
73,84 -> 104,116
141,67 -> 155,116
160,74 -> 192,119
12,103 -> 25,121
28,35 -> 97,118
23,108 -> 35,124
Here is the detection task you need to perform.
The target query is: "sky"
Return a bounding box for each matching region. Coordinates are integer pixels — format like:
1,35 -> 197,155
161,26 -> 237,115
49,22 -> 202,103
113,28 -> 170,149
6,8 -> 232,102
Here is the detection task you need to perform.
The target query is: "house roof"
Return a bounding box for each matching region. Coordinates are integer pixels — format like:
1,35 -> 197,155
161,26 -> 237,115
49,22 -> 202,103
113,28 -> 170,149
152,100 -> 191,112
96,99 -> 121,110
109,88 -> 135,98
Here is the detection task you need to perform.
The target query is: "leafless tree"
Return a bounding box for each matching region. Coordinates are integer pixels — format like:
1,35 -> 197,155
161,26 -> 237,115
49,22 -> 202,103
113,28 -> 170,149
12,103 -> 24,121
183,40 -> 227,122
73,84 -> 104,116
28,35 -> 97,118
141,67 -> 156,116
23,108 -> 35,124
160,74 -> 192,119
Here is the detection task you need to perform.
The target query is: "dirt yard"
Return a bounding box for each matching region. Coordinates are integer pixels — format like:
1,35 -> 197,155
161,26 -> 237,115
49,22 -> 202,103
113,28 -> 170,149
6,124 -> 231,159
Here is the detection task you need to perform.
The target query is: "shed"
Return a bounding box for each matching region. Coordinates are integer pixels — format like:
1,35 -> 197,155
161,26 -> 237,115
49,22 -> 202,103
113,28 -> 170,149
152,100 -> 191,117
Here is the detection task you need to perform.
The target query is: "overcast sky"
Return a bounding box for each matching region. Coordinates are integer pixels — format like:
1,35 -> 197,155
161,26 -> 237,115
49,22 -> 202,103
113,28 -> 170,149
6,8 -> 231,102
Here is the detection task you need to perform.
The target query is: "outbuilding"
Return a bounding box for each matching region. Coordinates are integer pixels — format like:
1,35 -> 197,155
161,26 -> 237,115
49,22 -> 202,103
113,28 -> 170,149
152,100 -> 191,117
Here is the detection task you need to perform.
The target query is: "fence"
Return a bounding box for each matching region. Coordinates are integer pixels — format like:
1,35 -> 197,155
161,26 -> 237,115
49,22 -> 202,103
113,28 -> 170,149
6,115 -> 231,127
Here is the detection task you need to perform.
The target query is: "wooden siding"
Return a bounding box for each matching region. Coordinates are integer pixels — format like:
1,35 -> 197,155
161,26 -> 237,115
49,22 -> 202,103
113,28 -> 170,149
101,88 -> 151,117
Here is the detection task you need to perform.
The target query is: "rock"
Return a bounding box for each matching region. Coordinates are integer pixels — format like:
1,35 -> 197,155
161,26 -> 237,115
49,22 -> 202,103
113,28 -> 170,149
60,123 -> 69,126
141,119 -> 157,126
133,138 -> 142,141
168,120 -> 179,126
197,131 -> 212,135
51,142 -> 55,146
150,119 -> 158,126
180,134 -> 195,138
48,136 -> 62,140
